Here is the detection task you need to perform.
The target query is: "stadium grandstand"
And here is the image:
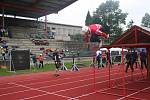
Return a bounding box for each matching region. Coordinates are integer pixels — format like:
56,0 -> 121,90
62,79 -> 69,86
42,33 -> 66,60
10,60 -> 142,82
0,0 -> 92,55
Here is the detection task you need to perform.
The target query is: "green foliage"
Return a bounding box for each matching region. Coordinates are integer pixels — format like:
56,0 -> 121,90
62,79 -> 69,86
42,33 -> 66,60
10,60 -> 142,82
85,11 -> 93,26
85,0 -> 128,43
141,13 -> 150,28
126,19 -> 134,29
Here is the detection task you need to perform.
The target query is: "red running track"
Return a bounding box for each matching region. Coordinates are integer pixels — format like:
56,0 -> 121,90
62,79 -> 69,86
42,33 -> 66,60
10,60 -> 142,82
0,65 -> 149,100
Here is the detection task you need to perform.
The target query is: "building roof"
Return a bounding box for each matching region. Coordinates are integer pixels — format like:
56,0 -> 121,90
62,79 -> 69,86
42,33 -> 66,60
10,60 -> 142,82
103,25 -> 150,48
0,0 -> 77,18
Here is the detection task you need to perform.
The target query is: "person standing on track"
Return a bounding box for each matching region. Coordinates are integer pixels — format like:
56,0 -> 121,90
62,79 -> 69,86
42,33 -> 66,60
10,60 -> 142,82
131,49 -> 138,68
140,49 -> 147,70
125,49 -> 134,73
96,50 -> 102,68
52,49 -> 61,76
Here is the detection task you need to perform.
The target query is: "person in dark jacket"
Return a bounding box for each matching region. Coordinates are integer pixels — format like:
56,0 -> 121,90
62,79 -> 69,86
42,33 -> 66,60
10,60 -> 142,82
96,50 -> 102,68
131,49 -> 138,68
140,49 -> 147,70
125,49 -> 134,73
31,54 -> 37,68
37,54 -> 44,68
53,49 -> 61,76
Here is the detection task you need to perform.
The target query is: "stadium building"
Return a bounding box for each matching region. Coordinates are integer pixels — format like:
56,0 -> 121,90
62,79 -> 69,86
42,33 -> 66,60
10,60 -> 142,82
0,16 -> 82,41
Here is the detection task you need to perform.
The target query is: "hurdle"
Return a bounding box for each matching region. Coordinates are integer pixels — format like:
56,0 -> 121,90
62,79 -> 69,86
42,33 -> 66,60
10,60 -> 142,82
71,55 -> 79,71
60,59 -> 68,71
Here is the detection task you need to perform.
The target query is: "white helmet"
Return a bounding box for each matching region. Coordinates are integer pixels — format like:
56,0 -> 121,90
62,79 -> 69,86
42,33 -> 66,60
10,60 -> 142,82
81,26 -> 89,33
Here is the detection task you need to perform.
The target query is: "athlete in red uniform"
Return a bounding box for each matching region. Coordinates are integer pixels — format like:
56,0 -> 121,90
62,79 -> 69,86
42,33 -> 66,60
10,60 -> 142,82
82,24 -> 109,48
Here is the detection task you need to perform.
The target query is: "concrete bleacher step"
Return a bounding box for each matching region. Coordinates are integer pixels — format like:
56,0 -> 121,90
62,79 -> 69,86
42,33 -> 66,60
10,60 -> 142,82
5,38 -> 87,55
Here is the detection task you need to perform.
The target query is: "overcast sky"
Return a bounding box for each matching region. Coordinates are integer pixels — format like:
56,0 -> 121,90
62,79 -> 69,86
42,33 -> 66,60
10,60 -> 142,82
40,0 -> 150,26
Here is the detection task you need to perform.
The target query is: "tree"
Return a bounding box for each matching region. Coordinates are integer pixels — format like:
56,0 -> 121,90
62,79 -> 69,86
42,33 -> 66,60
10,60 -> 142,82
91,0 -> 128,43
126,19 -> 134,29
85,11 -> 93,26
141,13 -> 150,28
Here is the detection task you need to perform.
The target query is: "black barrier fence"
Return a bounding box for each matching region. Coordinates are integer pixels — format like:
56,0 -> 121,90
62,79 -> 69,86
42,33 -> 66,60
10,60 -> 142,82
10,50 -> 30,71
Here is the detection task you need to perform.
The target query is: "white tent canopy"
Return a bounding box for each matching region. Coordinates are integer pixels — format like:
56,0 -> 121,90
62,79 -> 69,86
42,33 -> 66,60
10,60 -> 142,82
99,48 -> 128,52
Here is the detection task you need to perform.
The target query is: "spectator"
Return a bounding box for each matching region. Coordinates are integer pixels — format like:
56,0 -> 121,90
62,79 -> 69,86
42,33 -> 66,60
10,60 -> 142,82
0,28 -> 5,37
96,50 -> 102,68
101,51 -> 106,67
77,51 -> 80,62
53,49 -> 61,76
125,49 -> 134,73
37,54 -> 44,68
0,47 -> 6,60
8,30 -> 12,38
106,51 -> 113,67
131,49 -> 138,68
140,49 -> 147,70
31,54 -> 38,68
59,49 -> 65,59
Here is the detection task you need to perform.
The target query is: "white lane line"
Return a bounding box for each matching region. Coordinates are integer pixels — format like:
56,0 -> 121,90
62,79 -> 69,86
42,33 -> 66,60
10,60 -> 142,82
0,70 -> 120,97
10,82 -> 73,100
117,86 -> 150,100
0,69 -> 100,89
0,67 -> 145,85
20,68 -> 143,86
100,91 -> 145,100
0,69 -> 109,90
17,67 -> 115,85
0,85 -> 20,90
19,94 -> 49,100
25,69 -> 117,86
0,72 -> 146,100
0,68 -> 94,84
67,87 -> 112,100
0,70 -> 145,97
25,66 -> 143,87
15,73 -> 141,100
37,69 -> 142,90
73,77 -> 146,99
0,68 -> 119,90
0,67 -> 100,84
37,72 -> 120,89
0,89 -> 31,97
20,93 -> 79,100
52,72 -> 144,93
0,70 -> 62,84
